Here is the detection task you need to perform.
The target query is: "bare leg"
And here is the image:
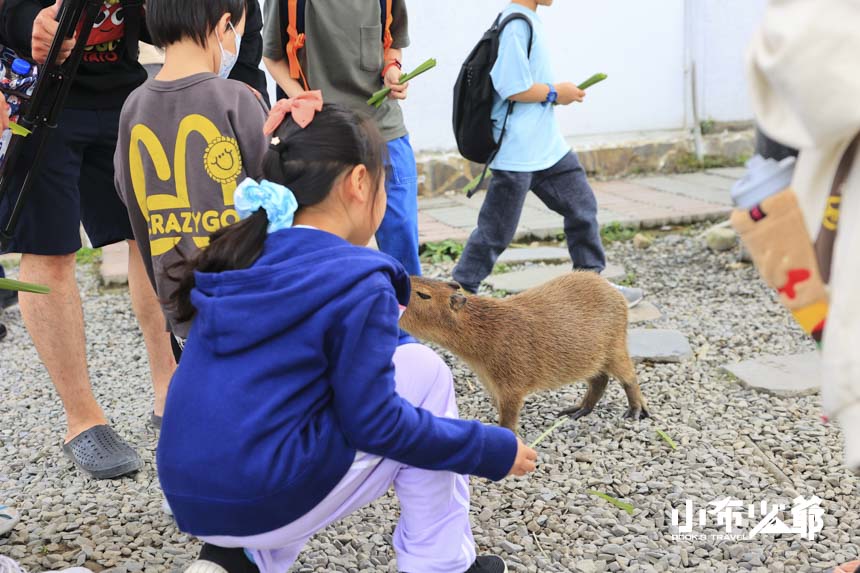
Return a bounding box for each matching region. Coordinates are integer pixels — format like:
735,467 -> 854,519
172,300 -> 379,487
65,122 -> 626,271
559,373 -> 609,420
18,253 -> 106,442
126,240 -> 176,417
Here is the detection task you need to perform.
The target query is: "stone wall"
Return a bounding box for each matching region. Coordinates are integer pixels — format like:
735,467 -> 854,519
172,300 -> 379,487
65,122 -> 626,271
416,128 -> 755,197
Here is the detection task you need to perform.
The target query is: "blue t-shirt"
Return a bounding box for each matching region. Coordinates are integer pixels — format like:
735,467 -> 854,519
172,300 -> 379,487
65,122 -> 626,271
490,4 -> 570,172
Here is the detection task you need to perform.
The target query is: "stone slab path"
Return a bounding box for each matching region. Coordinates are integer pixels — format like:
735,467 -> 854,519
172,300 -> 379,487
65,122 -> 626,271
723,351 -> 821,397
485,263 -> 627,293
419,168 -> 739,245
628,328 -> 694,363
496,246 -> 570,265
98,169 -> 740,286
627,301 -> 664,324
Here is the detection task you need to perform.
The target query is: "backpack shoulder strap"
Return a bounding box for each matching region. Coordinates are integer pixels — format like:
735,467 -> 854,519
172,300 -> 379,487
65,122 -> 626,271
815,131 -> 860,283
465,13 -> 534,198
382,0 -> 394,52
120,0 -> 143,61
498,12 -> 534,57
285,0 -> 308,89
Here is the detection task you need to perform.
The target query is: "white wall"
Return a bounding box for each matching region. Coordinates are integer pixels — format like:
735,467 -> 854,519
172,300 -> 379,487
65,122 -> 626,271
260,0 -> 767,153
695,0 -> 768,122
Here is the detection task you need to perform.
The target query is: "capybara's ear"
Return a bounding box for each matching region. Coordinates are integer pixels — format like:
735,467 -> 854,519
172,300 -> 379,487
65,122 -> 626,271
450,293 -> 467,310
416,291 -> 432,300
447,282 -> 462,291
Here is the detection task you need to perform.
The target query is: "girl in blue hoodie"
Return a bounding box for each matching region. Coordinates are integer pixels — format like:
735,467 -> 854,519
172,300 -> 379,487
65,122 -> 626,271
157,95 -> 537,573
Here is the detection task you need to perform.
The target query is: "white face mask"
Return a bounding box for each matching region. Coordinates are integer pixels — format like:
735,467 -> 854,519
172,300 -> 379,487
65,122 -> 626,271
218,21 -> 241,79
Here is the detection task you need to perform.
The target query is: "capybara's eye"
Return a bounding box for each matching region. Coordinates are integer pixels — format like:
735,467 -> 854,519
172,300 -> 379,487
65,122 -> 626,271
416,292 -> 431,300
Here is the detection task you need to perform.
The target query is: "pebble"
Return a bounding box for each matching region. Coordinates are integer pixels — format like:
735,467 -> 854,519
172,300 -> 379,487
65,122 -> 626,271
0,227 -> 852,572
705,227 -> 738,252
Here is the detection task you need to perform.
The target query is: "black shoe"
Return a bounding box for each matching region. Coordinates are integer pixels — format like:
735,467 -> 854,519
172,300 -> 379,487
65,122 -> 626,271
0,323 -> 6,342
0,289 -> 18,310
465,556 -> 508,573
189,544 -> 259,573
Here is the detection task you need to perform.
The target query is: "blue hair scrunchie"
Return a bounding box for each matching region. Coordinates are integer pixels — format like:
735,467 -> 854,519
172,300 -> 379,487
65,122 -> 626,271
233,178 -> 298,234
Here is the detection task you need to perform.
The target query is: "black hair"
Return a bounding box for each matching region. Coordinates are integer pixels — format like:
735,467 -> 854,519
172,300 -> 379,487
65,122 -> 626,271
168,104 -> 387,323
146,0 -> 246,49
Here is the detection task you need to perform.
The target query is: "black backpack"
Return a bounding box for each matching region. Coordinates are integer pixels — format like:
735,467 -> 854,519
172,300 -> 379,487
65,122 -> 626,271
452,12 -> 533,192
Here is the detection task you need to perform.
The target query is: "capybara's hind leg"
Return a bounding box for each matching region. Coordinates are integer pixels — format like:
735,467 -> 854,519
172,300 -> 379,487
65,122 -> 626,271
607,352 -> 650,420
559,373 -> 609,420
498,393 -> 525,432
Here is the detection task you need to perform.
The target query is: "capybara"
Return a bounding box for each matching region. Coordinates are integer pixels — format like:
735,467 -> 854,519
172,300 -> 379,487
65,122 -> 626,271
399,272 -> 649,431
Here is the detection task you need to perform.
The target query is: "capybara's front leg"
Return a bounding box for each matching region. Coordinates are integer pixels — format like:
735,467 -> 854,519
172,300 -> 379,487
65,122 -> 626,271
497,392 -> 526,432
559,373 -> 609,420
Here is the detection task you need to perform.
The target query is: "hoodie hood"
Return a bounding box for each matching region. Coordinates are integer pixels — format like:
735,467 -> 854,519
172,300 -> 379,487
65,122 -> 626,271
189,228 -> 410,355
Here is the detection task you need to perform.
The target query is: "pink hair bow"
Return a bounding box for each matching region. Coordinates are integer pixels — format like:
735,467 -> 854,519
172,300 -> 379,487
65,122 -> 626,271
263,90 -> 324,136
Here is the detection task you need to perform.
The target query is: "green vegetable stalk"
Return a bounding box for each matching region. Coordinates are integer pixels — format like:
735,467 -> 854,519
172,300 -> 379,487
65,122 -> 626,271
586,490 -> 635,515
578,73 -> 607,91
462,168 -> 491,196
367,58 -> 438,108
0,277 -> 50,294
529,417 -> 569,448
9,121 -> 30,137
656,428 -> 678,450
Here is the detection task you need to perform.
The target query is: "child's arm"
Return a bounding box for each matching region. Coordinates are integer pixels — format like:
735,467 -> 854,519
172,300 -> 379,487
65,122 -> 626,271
383,0 -> 410,100
262,56 -> 306,98
491,18 -> 585,106
508,82 -> 586,105
382,48 -> 408,101
228,87 -> 270,180
328,288 -> 520,481
261,0 -> 306,97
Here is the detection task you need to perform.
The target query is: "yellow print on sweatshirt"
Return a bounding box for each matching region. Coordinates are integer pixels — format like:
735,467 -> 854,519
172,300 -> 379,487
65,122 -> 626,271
129,114 -> 241,256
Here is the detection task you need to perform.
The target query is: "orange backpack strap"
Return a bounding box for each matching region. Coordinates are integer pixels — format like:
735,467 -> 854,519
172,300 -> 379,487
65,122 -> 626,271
383,0 -> 394,53
285,0 -> 308,89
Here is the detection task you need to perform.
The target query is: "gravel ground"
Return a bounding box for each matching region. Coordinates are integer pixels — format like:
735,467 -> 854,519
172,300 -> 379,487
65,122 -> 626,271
1,229 -> 859,573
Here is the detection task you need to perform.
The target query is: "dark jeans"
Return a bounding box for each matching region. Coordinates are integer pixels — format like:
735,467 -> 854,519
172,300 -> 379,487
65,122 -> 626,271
453,151 -> 606,292
755,127 -> 799,161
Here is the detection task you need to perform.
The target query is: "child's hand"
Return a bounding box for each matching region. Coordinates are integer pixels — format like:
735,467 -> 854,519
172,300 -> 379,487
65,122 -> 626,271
556,82 -> 587,105
384,67 -> 410,101
508,438 -> 538,477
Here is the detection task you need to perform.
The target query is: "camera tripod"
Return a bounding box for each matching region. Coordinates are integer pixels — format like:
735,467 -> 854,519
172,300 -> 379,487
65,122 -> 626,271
0,0 -> 104,250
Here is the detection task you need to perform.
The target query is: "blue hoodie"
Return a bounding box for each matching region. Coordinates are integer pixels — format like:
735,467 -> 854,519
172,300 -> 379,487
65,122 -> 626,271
156,228 -> 518,537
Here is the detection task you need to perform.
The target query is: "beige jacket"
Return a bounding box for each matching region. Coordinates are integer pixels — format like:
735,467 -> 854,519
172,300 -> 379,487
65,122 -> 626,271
748,0 -> 860,470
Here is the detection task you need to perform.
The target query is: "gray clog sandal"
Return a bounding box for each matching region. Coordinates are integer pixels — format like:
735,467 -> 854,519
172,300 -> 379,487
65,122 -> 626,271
62,425 -> 142,479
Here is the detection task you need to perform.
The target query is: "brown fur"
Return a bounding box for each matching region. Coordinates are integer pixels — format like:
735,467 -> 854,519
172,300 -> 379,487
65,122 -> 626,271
399,272 -> 649,431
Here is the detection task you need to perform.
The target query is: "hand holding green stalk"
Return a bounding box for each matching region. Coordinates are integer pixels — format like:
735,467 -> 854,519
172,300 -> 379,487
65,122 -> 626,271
367,58 -> 437,108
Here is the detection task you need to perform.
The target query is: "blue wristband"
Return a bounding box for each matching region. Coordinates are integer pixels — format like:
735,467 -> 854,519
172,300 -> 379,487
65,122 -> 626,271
546,84 -> 558,104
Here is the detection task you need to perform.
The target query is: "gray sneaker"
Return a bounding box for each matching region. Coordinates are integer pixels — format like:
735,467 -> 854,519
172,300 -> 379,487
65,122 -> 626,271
0,503 -> 20,536
611,283 -> 645,308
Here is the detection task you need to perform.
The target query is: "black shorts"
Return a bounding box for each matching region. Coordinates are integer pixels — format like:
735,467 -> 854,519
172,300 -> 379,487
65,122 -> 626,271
0,108 -> 134,255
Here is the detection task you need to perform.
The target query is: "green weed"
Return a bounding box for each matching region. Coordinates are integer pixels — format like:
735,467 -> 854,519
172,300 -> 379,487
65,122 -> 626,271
600,222 -> 638,244
76,247 -> 102,266
420,240 -> 464,264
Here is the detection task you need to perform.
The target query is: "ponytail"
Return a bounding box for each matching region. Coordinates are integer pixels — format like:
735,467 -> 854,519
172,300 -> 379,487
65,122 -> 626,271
167,209 -> 269,323
167,103 -> 386,323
